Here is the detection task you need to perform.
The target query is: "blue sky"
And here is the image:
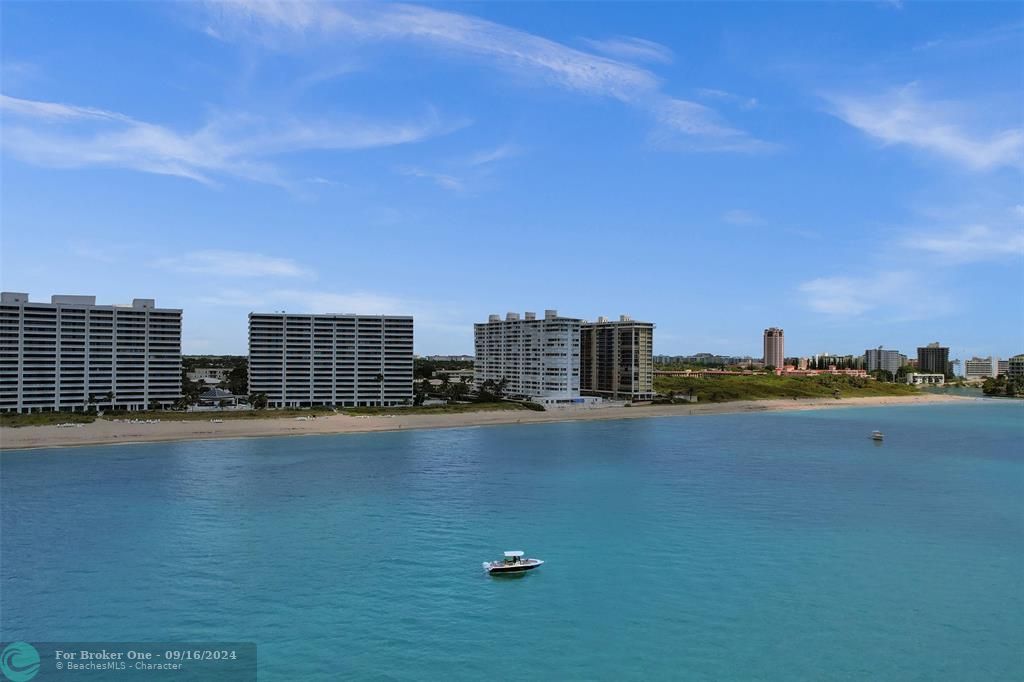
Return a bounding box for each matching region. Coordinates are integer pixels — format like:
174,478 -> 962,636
2,1 -> 1022,361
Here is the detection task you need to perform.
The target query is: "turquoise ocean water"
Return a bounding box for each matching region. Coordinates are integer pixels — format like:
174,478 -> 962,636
2,402 -> 1022,680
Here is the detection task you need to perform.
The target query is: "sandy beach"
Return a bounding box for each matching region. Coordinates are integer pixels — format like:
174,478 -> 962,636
0,393 -> 974,451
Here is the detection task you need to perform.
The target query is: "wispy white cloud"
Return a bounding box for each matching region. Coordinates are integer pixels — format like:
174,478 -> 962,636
905,224 -> 1024,264
798,271 -> 953,319
722,209 -> 761,225
896,201 -> 1024,264
201,288 -> 405,314
199,286 -> 469,336
1,94 -> 134,123
696,88 -> 758,110
397,165 -> 465,191
0,94 -> 461,186
204,1 -> 771,152
913,20 -> 1023,52
304,176 -> 345,187
209,1 -> 658,100
824,84 -> 1024,171
579,35 -> 673,65
293,60 -> 363,89
651,98 -> 777,152
156,250 -> 314,278
69,242 -> 142,264
785,227 -> 822,240
0,60 -> 45,89
466,143 -> 522,167
395,143 -> 522,192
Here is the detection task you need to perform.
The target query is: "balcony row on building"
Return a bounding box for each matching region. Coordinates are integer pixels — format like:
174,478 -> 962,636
247,313 -> 414,408
1,293 -> 658,413
0,293 -> 420,413
1,292 -> 183,413
473,310 -> 654,404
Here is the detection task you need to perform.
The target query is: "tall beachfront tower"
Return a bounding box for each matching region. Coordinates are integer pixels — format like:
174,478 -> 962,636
248,313 -> 413,408
865,347 -> 905,376
474,310 -> 581,401
0,292 -> 182,413
580,315 -> 655,401
916,342 -> 950,376
763,327 -> 785,369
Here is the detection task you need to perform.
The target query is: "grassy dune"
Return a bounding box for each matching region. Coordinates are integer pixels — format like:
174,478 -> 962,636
654,374 -> 919,403
0,412 -> 97,428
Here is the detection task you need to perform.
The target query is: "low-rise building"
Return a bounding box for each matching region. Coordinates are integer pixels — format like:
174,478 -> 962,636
907,373 -> 945,386
1008,355 -> 1024,379
187,367 -> 231,385
422,354 -> 474,362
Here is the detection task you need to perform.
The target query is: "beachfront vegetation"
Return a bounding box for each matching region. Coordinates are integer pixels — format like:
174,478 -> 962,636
653,374 -> 919,403
99,407 -> 337,422
414,357 -> 473,379
982,375 -> 1024,398
180,355 -> 249,403
1,412 -> 97,428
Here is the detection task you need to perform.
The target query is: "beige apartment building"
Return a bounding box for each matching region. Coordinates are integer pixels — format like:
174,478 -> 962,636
763,327 -> 784,369
0,292 -> 182,413
580,315 -> 654,401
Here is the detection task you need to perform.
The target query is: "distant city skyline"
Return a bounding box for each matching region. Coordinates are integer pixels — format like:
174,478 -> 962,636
2,3 -> 1021,358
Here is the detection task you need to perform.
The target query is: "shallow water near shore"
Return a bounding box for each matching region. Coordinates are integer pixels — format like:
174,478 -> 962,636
3,401 -> 1022,680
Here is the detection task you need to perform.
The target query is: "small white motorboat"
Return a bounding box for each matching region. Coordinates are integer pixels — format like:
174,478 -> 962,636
871,430 -> 884,441
483,551 -> 544,575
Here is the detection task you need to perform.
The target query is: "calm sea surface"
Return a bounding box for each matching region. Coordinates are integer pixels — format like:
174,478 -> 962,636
2,402 -> 1022,680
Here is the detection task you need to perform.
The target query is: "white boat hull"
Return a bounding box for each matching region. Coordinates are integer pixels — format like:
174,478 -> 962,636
483,558 -> 544,574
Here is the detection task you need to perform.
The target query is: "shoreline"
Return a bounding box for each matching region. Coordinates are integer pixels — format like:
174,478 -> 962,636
0,393 -> 977,452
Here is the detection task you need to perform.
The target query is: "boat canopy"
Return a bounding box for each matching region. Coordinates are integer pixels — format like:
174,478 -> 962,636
504,551 -> 525,557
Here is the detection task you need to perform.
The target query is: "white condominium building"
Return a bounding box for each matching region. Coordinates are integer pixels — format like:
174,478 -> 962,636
964,356 -> 997,380
248,313 -> 413,408
581,315 -> 654,401
0,292 -> 182,413
474,310 -> 581,399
